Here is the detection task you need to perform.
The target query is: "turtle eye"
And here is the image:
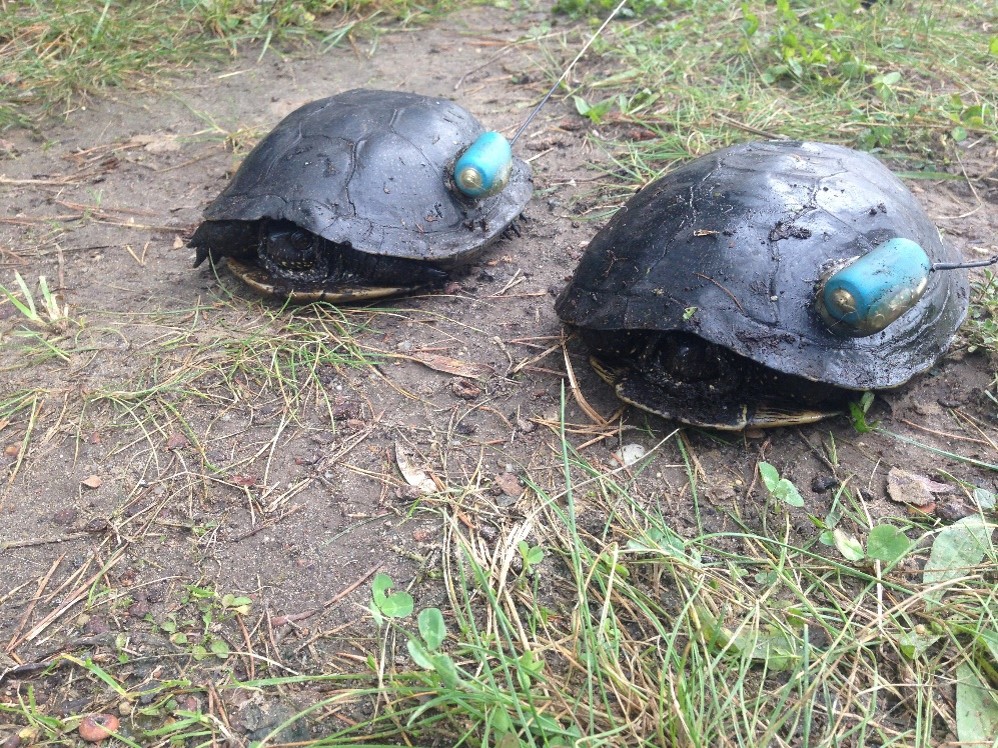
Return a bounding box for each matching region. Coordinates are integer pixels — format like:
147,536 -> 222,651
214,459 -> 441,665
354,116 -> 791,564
290,230 -> 313,253
817,238 -> 931,336
453,131 -> 512,198
659,334 -> 722,381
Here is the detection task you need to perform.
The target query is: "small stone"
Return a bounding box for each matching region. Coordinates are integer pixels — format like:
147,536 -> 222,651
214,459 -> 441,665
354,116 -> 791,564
936,500 -> 976,523
177,695 -> 199,712
614,443 -> 646,467
166,432 -> 188,450
79,713 -> 119,742
85,518 -> 111,534
811,475 -> 839,493
494,472 -> 522,498
52,507 -> 79,525
937,396 -> 964,409
332,398 -> 359,420
83,616 -> 110,636
452,379 -> 481,400
81,475 -> 102,489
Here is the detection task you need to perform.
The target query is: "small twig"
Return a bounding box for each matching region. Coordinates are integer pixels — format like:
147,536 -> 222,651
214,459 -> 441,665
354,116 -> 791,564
695,272 -> 745,314
272,562 -> 381,628
511,337 -> 562,374
0,175 -> 85,186
54,199 -> 159,218
0,533 -> 90,551
228,503 -> 306,542
489,269 -> 525,297
0,244 -> 27,262
236,614 -> 256,681
207,681 -> 235,740
6,553 -> 65,652
124,244 -> 146,267
899,417 -> 995,450
454,46 -> 512,90
936,147 -> 983,220
12,549 -> 126,648
714,113 -> 789,140
153,151 -> 221,173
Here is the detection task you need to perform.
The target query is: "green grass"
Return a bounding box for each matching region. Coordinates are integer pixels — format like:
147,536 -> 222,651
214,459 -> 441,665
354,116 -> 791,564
228,414 -> 997,746
0,272 -> 385,483
563,0 -> 997,186
0,0 -> 442,130
966,270 -> 998,357
5,404 -> 995,745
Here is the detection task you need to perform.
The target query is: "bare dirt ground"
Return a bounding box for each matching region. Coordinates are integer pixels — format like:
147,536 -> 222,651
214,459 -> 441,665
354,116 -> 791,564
1,4 -> 996,743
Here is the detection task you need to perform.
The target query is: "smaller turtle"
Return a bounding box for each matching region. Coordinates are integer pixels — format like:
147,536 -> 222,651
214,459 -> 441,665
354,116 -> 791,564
555,140 -> 970,430
190,89 -> 532,302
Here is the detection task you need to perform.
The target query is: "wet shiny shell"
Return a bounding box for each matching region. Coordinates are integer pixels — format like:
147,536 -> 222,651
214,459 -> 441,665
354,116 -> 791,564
190,88 -> 532,270
555,140 -> 969,410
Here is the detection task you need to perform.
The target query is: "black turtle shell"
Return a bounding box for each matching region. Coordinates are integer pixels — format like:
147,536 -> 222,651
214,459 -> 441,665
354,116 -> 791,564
191,88 -> 532,266
556,140 -> 969,391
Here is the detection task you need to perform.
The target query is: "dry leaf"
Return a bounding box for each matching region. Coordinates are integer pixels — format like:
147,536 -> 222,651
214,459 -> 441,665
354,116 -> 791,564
81,475 -> 103,489
411,352 -> 490,379
395,442 -> 437,495
887,467 -> 953,507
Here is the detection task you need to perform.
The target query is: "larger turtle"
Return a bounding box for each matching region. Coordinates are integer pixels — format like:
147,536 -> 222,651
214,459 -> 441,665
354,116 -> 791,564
555,140 -> 969,430
190,89 -> 532,301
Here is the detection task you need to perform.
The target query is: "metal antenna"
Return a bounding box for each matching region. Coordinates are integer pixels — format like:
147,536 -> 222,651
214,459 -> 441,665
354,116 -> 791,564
932,256 -> 998,271
510,0 -> 629,146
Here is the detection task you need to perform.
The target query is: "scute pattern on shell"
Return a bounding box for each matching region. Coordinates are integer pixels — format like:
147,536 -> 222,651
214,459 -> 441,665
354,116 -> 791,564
192,88 -> 532,266
555,140 -> 968,392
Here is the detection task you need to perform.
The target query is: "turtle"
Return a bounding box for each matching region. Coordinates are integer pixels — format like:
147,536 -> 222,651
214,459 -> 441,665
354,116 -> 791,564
190,88 -> 532,302
554,140 -> 970,430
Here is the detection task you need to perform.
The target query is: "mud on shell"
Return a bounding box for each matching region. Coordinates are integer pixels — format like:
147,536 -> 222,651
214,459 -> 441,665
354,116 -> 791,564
555,140 -> 969,430
190,88 -> 532,302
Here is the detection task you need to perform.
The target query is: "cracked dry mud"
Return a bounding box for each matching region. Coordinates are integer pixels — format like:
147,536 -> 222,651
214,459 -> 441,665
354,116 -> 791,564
1,4 -> 997,741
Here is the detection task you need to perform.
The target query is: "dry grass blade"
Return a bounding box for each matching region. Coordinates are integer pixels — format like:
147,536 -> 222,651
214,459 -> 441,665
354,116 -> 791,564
561,333 -> 614,427
11,549 -> 125,649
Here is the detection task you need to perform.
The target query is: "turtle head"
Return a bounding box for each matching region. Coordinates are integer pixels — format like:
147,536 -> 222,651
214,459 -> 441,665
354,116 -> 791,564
453,131 -> 513,198
259,219 -> 329,283
816,238 -> 931,336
